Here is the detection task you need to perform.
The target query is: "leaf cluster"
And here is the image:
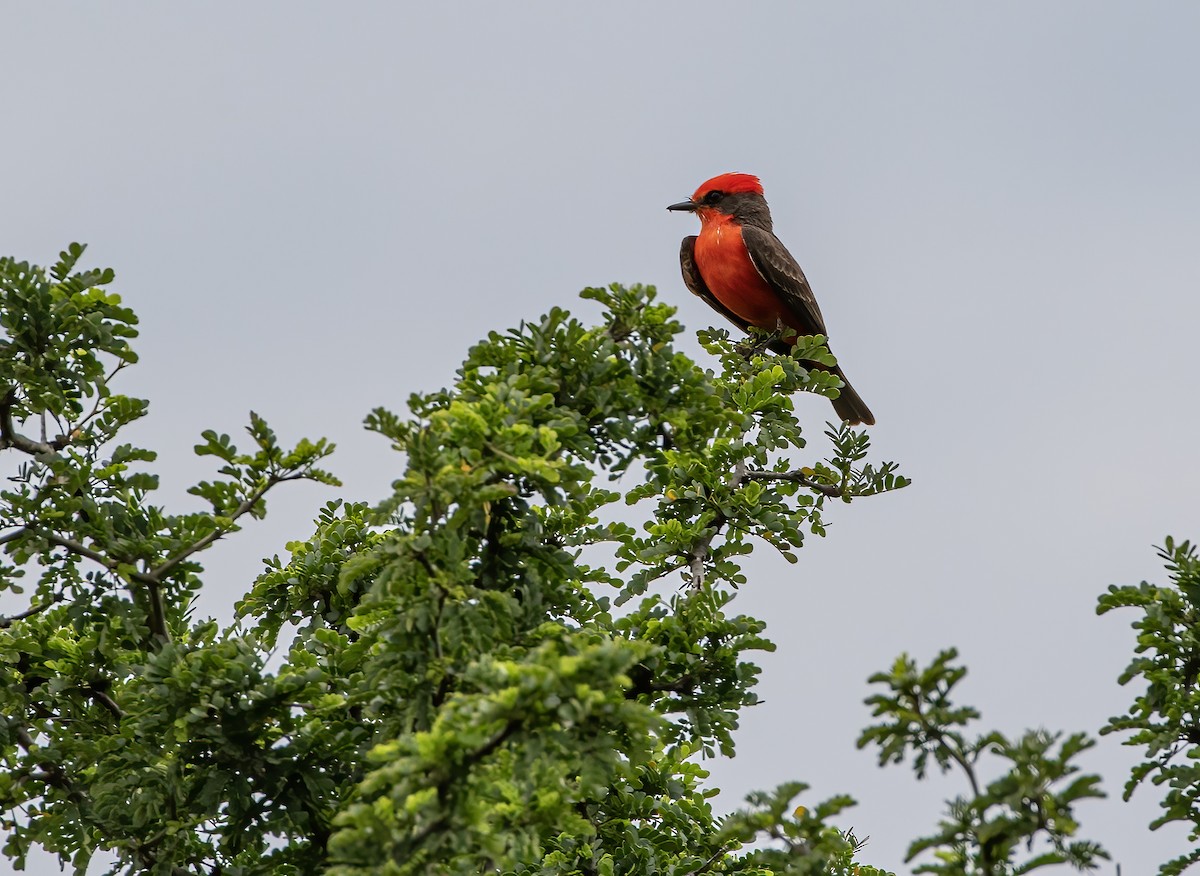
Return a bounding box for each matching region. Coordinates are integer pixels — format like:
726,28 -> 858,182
859,650 -> 1106,875
1099,537 -> 1200,875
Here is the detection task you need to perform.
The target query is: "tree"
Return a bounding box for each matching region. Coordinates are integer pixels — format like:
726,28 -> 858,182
0,245 -> 1120,876
1100,538 -> 1200,876
1,245 -> 905,874
859,650 -> 1106,874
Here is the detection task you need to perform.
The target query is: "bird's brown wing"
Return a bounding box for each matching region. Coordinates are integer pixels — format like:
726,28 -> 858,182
681,233 -> 874,424
679,236 -> 755,334
742,226 -> 876,425
680,235 -> 792,354
740,224 -> 828,336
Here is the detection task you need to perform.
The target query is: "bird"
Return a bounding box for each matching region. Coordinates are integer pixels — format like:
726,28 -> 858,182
668,172 -> 874,426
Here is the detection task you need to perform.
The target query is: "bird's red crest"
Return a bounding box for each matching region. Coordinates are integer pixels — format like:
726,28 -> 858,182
692,172 -> 764,201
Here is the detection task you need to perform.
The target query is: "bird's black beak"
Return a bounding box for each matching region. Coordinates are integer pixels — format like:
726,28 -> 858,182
666,199 -> 697,212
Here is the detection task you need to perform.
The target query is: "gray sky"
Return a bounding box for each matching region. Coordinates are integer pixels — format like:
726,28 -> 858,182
4,3 -> 1199,872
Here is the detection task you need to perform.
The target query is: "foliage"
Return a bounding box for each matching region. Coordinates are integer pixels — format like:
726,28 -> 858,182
1099,537 -> 1200,875
859,649 -> 1107,875
0,246 -> 908,874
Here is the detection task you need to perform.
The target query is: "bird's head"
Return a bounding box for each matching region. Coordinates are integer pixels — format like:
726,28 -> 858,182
667,172 -> 772,229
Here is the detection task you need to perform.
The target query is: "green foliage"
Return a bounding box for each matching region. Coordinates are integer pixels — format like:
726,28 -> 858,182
1,249 -> 909,873
1099,537 -> 1200,875
859,650 -> 1107,875
0,246 -> 340,873
718,781 -> 871,876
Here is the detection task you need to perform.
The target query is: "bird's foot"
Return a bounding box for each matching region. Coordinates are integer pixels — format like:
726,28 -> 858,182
737,324 -> 785,359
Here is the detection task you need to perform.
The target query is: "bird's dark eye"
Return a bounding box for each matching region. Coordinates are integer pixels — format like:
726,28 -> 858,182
703,190 -> 723,205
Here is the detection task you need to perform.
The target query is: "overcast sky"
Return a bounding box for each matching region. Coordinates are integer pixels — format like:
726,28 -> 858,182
4,4 -> 1199,873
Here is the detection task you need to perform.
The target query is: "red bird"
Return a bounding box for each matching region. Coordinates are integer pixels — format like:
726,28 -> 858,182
668,172 -> 874,426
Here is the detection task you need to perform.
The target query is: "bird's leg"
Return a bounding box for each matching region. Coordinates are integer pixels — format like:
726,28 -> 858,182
736,320 -> 787,359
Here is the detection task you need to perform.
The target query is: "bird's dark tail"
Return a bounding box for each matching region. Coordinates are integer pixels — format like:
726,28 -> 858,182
829,366 -> 875,426
764,337 -> 875,426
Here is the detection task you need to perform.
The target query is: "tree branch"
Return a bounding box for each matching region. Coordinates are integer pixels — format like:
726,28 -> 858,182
683,844 -> 730,876
911,692 -> 981,799
149,475 -> 280,580
743,468 -> 843,498
12,725 -> 86,804
33,532 -> 168,642
89,687 -> 123,720
40,532 -> 156,586
686,461 -> 745,589
69,360 -> 128,434
0,594 -> 63,629
0,387 -> 56,455
25,474 -> 290,645
398,720 -> 521,861
0,526 -> 30,547
16,722 -> 191,874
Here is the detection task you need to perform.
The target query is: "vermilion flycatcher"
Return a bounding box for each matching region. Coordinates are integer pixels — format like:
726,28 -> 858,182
668,172 -> 874,426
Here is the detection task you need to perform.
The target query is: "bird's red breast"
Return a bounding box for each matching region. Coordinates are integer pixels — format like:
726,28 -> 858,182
693,212 -> 799,337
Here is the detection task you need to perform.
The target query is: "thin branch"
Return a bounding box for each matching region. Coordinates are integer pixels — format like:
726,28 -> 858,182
0,594 -> 63,629
25,473 -> 291,645
145,580 -> 169,644
687,528 -> 715,588
0,387 -> 56,456
397,720 -> 520,861
35,532 -> 168,642
686,461 -> 745,590
149,475 -> 281,580
0,526 -> 29,547
71,360 -> 128,434
12,725 -> 86,804
84,685 -> 123,720
40,532 -> 156,585
683,844 -> 731,876
912,693 -> 981,799
743,468 -> 843,498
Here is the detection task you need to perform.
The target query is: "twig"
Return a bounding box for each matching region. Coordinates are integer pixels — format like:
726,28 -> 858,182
912,694 -> 981,798
685,461 -> 745,590
25,473 -> 293,644
0,387 -> 56,456
40,532 -> 156,586
743,468 -> 843,498
30,531 -> 170,643
683,844 -> 730,876
71,360 -> 128,434
84,685 -> 123,720
0,526 -> 29,547
149,475 -> 281,580
0,594 -> 63,629
12,725 -> 86,804
398,720 -> 520,861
